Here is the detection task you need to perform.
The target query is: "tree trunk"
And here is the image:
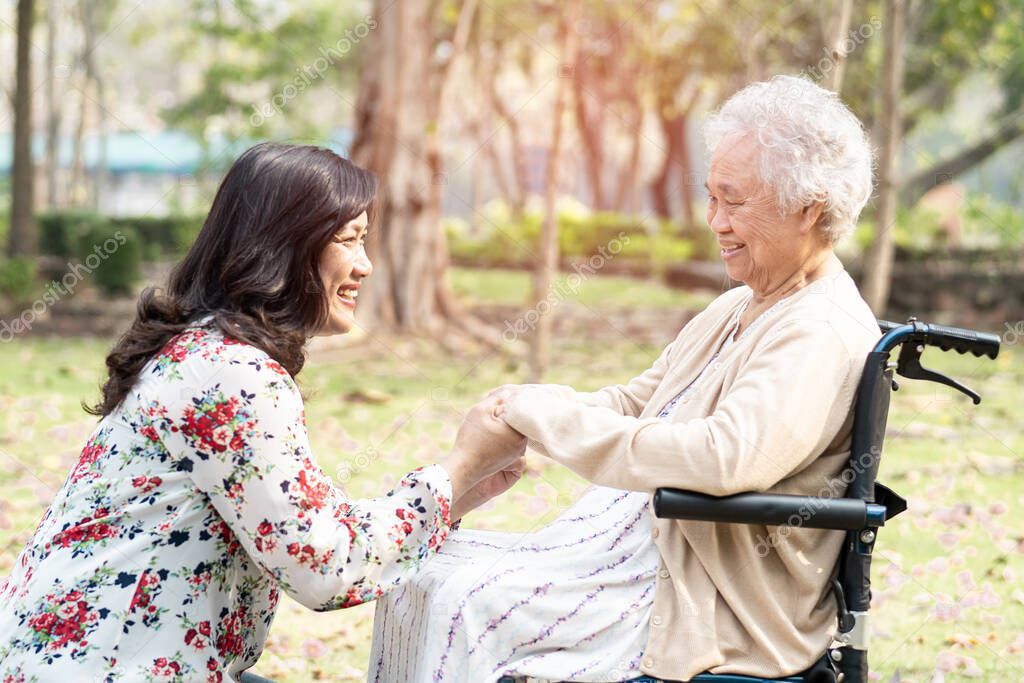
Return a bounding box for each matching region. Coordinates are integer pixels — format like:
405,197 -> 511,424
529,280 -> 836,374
649,92 -> 697,231
80,0 -> 107,210
44,0 -> 62,209
649,98 -> 680,220
612,103 -> 642,212
573,69 -> 606,211
861,0 -> 905,314
824,0 -> 854,92
487,71 -> 529,213
676,108 -> 697,231
70,81 -> 89,206
349,0 -> 477,334
9,0 -> 37,257
527,3 -> 578,382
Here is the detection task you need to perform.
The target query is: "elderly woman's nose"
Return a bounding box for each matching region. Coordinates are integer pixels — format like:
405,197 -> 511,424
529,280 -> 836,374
708,204 -> 731,233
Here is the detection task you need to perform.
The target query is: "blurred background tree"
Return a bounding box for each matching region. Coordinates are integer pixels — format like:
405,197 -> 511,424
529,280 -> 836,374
2,0 -> 1023,343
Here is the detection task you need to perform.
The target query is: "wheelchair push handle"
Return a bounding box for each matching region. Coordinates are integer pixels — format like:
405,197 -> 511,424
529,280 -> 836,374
877,319 -> 1001,359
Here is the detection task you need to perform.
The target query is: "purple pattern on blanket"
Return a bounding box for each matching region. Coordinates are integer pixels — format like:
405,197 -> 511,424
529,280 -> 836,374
467,581 -> 555,656
432,566 -> 522,681
490,586 -> 607,672
497,571 -> 654,680
609,505 -> 649,550
455,505 -> 638,553
564,578 -> 656,679
467,548 -> 643,657
552,491 -> 633,524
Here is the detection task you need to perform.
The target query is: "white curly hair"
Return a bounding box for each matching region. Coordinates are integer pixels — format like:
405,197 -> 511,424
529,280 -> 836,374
703,75 -> 875,243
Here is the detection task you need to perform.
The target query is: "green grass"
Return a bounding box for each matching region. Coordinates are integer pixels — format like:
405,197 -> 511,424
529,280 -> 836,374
0,269 -> 1021,682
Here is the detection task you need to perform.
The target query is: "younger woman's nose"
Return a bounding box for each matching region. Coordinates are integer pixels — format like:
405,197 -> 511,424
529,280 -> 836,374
354,245 -> 373,277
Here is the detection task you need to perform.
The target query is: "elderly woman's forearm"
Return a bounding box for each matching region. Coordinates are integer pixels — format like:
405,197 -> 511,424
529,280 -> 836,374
504,320 -> 859,496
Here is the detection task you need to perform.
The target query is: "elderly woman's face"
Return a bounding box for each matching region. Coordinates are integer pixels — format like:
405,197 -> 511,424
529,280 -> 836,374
705,134 -> 824,295
316,211 -> 373,336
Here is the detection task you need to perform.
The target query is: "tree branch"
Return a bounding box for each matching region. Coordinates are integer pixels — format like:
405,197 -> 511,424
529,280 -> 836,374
900,114 -> 1024,207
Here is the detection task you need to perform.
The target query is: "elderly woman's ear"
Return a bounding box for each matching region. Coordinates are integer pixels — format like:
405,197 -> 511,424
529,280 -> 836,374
799,201 -> 827,236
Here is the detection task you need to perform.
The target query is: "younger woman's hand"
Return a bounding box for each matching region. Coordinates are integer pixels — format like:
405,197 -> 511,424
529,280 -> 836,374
451,458 -> 526,521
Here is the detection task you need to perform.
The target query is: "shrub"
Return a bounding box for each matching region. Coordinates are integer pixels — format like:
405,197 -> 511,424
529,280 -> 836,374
76,221 -> 142,297
39,212 -> 204,262
0,256 -> 38,306
38,211 -> 108,258
110,215 -> 204,258
447,202 -> 703,272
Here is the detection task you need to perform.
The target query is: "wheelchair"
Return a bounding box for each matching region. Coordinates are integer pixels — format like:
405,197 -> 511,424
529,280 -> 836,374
244,317 -> 1001,683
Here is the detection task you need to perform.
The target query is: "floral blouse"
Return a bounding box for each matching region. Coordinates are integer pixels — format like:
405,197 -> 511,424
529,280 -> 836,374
0,317 -> 455,682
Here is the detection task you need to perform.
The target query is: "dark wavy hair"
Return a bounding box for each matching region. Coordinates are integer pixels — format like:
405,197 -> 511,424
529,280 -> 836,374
86,142 -> 377,417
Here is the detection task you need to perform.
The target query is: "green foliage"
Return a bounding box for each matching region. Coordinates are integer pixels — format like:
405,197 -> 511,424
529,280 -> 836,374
39,212 -> 203,261
446,202 -> 702,273
854,192 -> 1024,251
843,0 -> 1024,132
963,193 -> 1024,247
76,222 -> 142,297
109,215 -> 204,259
161,0 -> 371,140
38,211 -> 108,258
0,256 -> 38,306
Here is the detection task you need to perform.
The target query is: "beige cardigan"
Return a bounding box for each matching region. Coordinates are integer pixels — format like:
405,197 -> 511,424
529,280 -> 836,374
502,269 -> 880,681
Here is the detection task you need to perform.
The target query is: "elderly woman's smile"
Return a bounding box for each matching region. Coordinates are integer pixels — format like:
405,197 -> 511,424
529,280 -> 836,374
705,132 -> 833,304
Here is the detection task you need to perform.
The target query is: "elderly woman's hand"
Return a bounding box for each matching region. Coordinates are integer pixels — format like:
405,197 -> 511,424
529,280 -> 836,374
485,383 -> 525,403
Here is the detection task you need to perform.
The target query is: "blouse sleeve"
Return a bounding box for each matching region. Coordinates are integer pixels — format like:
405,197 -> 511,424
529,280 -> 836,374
145,346 -> 454,611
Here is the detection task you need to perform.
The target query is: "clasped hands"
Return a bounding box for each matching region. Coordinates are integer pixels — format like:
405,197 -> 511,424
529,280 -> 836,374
442,385 -> 530,522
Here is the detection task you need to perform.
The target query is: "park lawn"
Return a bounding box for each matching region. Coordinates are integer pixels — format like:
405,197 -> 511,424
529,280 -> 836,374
0,267 -> 1021,681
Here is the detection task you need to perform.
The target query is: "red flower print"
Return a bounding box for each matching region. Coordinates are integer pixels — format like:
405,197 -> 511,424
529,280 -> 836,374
69,432 -> 113,483
265,359 -> 289,376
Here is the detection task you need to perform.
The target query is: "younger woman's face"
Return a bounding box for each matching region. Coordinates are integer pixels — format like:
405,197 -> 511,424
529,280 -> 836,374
316,211 -> 372,336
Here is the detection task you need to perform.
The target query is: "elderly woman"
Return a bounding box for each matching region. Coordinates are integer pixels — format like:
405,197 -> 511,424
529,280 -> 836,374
369,75 -> 881,682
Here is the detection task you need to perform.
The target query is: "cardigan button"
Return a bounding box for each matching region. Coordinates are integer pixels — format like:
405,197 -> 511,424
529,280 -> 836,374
659,568 -> 670,579
652,615 -> 663,626
643,657 -> 655,669
652,527 -> 660,539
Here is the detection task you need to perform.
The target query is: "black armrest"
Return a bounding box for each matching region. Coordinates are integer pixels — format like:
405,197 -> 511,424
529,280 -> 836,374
653,488 -> 889,530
